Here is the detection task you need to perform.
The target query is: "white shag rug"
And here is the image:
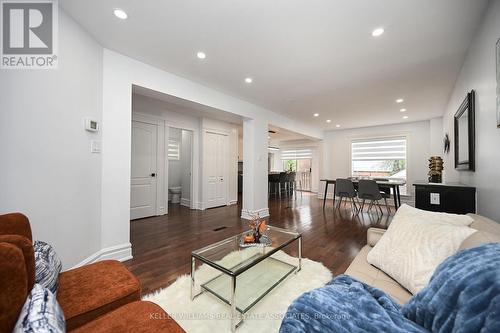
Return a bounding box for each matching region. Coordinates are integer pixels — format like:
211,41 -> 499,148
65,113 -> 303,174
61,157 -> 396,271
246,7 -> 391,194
144,249 -> 332,333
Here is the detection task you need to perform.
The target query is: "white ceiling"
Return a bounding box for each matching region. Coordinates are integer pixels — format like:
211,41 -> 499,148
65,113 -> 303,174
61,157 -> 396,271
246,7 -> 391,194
61,0 -> 488,130
132,86 -> 244,124
268,125 -> 317,145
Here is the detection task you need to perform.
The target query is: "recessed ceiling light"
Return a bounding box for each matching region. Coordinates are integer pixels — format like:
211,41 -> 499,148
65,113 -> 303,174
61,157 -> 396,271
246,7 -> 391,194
396,98 -> 404,103
336,124 -> 341,128
326,119 -> 332,123
196,51 -> 206,59
400,108 -> 407,112
245,77 -> 253,84
268,136 -> 271,139
113,9 -> 128,20
403,115 -> 409,119
313,113 -> 319,117
371,27 -> 385,37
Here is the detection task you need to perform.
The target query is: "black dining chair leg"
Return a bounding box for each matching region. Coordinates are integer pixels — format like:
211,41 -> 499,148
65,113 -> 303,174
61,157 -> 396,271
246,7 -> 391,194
378,201 -> 383,214
337,196 -> 344,210
367,200 -> 375,213
350,198 -> 358,213
384,197 -> 390,213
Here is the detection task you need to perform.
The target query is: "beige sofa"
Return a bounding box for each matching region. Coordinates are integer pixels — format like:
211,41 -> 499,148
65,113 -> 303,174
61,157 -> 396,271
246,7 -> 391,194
345,213 -> 500,304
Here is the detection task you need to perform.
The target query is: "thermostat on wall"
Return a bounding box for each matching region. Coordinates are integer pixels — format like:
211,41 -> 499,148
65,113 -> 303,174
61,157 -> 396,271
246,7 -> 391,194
85,118 -> 99,132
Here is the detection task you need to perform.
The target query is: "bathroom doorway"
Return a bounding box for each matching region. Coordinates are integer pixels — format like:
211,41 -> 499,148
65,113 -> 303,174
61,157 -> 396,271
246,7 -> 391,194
167,127 -> 193,210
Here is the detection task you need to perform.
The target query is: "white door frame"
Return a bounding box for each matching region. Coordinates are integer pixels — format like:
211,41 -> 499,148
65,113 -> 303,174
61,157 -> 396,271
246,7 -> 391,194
132,112 -> 198,212
202,128 -> 231,209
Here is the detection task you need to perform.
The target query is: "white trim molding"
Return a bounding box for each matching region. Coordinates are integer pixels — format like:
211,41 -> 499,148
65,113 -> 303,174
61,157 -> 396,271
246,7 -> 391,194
71,243 -> 132,269
228,199 -> 238,206
241,208 -> 270,220
180,198 -> 190,207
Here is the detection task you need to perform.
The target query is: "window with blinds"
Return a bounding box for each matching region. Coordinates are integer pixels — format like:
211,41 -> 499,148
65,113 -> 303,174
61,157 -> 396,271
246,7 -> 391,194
351,137 -> 407,181
280,148 -> 313,160
168,140 -> 180,160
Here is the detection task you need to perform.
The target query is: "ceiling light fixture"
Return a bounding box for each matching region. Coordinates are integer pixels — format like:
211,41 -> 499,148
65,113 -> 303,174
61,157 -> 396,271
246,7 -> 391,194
326,119 -> 332,123
403,116 -> 409,119
313,113 -> 319,117
371,27 -> 385,37
196,51 -> 206,59
113,9 -> 128,20
396,98 -> 404,103
245,77 -> 253,84
400,108 -> 407,112
336,124 -> 341,128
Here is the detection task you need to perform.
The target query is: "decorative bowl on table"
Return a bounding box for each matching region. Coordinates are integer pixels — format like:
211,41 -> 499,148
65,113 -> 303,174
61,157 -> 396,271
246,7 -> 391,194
239,234 -> 272,248
238,213 -> 271,248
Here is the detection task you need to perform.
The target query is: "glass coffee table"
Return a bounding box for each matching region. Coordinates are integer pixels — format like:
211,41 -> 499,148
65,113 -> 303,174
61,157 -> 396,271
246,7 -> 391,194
191,226 -> 302,332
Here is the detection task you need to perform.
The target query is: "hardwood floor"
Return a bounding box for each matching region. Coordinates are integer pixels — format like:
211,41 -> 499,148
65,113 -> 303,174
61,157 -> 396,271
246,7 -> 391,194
124,192 -> 392,295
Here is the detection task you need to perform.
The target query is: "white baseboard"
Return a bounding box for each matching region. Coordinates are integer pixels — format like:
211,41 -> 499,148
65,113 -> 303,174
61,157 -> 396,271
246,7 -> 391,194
71,243 -> 132,269
241,208 -> 270,220
180,198 -> 190,207
228,199 -> 238,206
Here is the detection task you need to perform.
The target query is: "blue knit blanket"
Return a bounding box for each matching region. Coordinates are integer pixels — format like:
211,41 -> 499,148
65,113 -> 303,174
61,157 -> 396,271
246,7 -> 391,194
279,274 -> 426,333
280,243 -> 500,333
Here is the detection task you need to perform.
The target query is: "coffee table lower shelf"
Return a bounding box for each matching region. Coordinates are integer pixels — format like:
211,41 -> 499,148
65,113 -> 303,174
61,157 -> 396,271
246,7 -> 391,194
201,256 -> 297,314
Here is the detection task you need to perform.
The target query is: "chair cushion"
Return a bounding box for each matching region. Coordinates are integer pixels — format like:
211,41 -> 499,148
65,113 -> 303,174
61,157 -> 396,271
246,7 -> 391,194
13,284 -> 65,333
57,260 -> 141,331
0,243 -> 28,333
70,301 -> 185,333
34,240 -> 62,294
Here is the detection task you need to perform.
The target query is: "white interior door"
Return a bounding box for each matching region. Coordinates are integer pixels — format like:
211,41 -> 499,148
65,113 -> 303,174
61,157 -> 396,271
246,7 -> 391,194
205,131 -> 228,208
131,121 -> 158,220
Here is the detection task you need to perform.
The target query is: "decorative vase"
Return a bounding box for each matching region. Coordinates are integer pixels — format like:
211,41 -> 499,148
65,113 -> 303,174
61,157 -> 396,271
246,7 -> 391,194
428,156 -> 443,183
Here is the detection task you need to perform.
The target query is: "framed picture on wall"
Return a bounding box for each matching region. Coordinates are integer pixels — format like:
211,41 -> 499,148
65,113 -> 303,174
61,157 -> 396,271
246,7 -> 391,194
497,38 -> 500,128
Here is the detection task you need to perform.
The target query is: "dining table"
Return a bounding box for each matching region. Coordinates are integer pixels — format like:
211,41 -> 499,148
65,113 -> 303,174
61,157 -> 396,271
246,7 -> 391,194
320,178 -> 406,210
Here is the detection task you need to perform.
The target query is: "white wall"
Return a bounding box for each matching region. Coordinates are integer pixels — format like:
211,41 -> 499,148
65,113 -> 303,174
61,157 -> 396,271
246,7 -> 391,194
429,117 -> 444,156
0,10 -> 103,268
322,120 -> 431,197
442,0 -> 500,221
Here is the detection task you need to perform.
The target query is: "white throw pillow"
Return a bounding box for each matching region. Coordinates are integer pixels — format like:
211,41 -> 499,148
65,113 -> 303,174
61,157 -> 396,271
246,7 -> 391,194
392,204 -> 474,227
367,206 -> 476,294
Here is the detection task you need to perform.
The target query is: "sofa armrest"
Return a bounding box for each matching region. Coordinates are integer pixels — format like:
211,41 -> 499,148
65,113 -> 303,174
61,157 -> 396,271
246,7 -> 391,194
367,227 -> 386,247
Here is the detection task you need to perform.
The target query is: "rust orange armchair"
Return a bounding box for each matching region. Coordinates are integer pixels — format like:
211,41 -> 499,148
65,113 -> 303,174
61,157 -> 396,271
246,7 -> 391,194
0,213 -> 184,333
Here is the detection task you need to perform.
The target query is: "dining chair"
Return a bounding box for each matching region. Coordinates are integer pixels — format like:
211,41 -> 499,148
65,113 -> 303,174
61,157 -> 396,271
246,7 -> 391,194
334,178 -> 358,212
278,172 -> 288,197
289,172 -> 302,197
268,173 -> 280,196
357,179 -> 390,214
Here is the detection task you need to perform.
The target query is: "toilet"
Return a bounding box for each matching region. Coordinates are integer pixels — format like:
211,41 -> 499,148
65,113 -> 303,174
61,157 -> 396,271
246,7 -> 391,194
169,186 -> 182,204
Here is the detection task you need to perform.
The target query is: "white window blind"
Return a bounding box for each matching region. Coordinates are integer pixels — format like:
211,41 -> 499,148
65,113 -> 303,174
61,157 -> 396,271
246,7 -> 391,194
281,148 -> 313,160
351,137 -> 406,161
168,140 -> 180,160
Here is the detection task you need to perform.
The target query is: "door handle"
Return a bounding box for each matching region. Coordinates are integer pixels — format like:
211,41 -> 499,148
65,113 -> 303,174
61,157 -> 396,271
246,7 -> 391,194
151,173 -> 156,177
